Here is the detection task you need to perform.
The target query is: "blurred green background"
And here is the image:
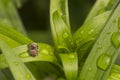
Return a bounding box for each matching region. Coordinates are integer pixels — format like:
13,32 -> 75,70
18,0 -> 95,44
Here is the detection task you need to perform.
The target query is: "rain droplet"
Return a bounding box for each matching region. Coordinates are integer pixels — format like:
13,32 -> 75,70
40,49 -> 49,55
14,61 -> 19,66
88,68 -> 92,71
97,54 -> 111,70
118,17 -> 120,29
69,54 -> 75,59
111,32 -> 120,48
88,29 -> 94,34
19,53 -> 29,58
26,74 -> 31,79
63,32 -> 68,38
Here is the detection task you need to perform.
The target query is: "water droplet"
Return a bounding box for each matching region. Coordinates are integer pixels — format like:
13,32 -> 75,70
88,29 -> 94,34
69,54 -> 75,59
26,74 -> 31,79
118,17 -> 120,29
88,68 -> 92,71
111,32 -> 120,48
40,49 -> 49,55
63,32 -> 68,38
97,54 -> 111,70
19,53 -> 29,58
14,61 -> 19,66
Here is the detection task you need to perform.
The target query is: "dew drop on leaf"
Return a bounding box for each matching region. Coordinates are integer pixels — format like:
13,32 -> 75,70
14,61 -> 19,66
19,53 -> 29,58
97,54 -> 111,70
88,67 -> 92,72
63,32 -> 68,38
111,32 -> 120,48
118,17 -> 120,29
40,49 -> 49,55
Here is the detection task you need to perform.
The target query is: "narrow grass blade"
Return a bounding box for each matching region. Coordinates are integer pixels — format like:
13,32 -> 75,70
51,11 -> 74,52
12,0 -> 23,8
0,39 -> 36,80
84,0 -> 119,23
0,43 -> 58,69
59,52 -> 78,80
50,0 -> 70,30
2,0 -> 27,35
78,2 -> 120,80
0,22 -> 33,44
73,11 -> 110,68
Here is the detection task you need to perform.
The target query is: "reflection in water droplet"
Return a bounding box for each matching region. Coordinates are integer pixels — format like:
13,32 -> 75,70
118,17 -> 120,29
111,32 -> 120,48
40,49 -> 49,55
88,29 -> 94,34
14,61 -> 19,66
26,74 -> 31,79
63,32 -> 68,38
97,54 -> 111,70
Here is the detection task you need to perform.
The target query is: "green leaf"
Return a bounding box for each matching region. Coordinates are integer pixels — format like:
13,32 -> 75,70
0,43 -> 58,69
12,0 -> 23,8
50,0 -> 70,30
59,52 -> 78,80
0,33 -> 20,48
0,22 -> 33,44
84,0 -> 119,23
51,11 -> 74,52
2,0 -> 27,34
0,39 -> 36,80
78,2 -> 120,80
73,11 -> 110,68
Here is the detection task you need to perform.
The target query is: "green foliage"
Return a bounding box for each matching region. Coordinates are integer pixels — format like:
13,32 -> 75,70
0,0 -> 120,80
